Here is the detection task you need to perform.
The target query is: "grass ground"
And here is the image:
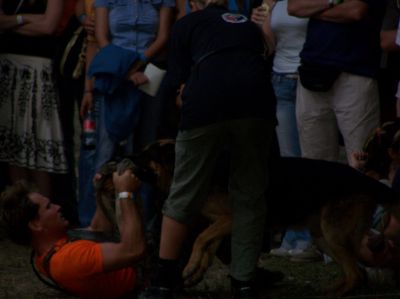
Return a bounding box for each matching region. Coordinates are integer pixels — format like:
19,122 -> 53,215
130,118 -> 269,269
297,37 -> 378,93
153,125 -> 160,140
2,233 -> 400,299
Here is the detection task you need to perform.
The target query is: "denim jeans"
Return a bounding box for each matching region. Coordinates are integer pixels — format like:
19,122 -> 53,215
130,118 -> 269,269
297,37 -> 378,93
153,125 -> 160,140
78,96 -> 99,227
272,73 -> 301,157
272,73 -> 309,247
94,92 -> 161,231
78,144 -> 97,227
95,90 -> 163,170
281,229 -> 311,250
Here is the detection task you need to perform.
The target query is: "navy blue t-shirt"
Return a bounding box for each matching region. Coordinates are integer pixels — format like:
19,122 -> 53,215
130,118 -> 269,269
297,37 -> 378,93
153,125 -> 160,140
167,5 -> 277,130
300,0 -> 386,78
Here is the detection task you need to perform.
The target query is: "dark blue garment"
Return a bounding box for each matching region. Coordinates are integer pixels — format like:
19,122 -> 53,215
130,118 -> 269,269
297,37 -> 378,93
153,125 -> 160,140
300,0 -> 386,78
88,44 -> 142,142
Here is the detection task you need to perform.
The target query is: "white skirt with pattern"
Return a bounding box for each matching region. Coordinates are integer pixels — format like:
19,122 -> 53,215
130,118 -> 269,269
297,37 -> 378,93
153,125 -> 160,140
0,53 -> 68,173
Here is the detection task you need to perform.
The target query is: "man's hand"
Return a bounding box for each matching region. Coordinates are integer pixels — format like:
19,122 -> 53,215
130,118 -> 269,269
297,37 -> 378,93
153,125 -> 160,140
251,6 -> 268,27
251,0 -> 276,27
129,71 -> 149,86
113,170 -> 141,193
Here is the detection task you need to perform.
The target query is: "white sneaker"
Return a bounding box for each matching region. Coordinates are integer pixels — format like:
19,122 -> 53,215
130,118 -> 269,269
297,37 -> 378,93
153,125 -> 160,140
269,247 -> 290,257
288,248 -> 306,256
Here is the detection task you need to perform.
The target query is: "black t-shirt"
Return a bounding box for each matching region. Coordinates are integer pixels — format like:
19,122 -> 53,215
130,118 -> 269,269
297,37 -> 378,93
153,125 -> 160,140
167,5 -> 276,130
0,0 -> 58,58
381,0 -> 400,30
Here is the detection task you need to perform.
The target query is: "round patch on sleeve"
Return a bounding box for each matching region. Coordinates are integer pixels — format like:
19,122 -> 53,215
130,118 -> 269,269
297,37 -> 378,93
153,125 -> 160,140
221,13 -> 248,23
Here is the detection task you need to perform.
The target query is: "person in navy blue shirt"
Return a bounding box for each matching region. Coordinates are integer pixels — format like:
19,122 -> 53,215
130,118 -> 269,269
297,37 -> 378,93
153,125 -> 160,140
288,0 -> 386,168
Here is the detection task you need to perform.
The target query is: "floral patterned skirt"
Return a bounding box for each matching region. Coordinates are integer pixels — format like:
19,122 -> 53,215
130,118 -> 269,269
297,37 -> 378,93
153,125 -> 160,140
0,53 -> 68,173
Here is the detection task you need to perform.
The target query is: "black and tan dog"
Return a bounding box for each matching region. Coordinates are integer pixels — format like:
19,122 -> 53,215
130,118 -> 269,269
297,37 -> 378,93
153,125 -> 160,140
94,139 -> 400,297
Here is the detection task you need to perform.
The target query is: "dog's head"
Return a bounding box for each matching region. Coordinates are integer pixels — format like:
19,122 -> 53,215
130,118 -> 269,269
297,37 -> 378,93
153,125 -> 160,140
133,139 -> 176,195
93,139 -> 176,230
94,159 -> 140,232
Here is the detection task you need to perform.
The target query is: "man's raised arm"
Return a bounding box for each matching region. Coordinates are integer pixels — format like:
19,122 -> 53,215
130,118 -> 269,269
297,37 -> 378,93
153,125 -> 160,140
100,170 -> 146,272
288,0 -> 368,23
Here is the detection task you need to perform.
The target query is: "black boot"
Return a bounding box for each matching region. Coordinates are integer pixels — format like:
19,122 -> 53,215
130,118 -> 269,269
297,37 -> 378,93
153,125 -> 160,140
231,277 -> 259,299
139,258 -> 180,299
139,286 -> 173,299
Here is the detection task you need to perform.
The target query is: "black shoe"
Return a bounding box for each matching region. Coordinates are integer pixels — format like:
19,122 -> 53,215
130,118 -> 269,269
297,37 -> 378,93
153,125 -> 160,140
232,285 -> 258,299
231,278 -> 259,299
254,267 -> 284,287
138,286 -> 173,299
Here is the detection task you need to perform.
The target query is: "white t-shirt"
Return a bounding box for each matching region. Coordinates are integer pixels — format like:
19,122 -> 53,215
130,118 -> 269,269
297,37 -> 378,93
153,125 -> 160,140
270,0 -> 308,74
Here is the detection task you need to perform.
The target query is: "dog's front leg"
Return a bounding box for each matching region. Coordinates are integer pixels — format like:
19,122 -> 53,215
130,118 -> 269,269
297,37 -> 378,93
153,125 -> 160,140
184,239 -> 222,286
183,216 -> 232,285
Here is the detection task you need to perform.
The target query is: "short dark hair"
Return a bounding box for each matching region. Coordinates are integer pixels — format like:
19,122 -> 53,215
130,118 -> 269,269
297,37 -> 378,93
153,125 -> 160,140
0,181 -> 39,246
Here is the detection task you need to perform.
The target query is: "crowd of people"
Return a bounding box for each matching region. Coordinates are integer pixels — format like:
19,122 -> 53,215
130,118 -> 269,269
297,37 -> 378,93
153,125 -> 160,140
0,0 -> 400,298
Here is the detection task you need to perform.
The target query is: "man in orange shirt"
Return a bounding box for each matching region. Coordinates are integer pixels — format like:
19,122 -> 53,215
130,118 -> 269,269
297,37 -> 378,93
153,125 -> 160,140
0,170 -> 145,299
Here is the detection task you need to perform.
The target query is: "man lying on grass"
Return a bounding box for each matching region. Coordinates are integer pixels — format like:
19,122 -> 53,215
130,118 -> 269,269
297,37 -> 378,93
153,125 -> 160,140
0,169 -> 145,299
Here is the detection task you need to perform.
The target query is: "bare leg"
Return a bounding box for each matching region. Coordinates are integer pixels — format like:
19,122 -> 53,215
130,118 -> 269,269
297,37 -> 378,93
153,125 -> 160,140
159,216 -> 188,259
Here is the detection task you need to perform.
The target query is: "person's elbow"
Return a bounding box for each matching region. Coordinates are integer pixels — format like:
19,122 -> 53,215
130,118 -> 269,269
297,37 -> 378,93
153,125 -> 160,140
347,1 -> 370,22
380,31 -> 399,52
40,18 -> 61,35
348,4 -> 368,22
43,25 -> 58,35
287,2 -> 306,17
125,239 -> 146,261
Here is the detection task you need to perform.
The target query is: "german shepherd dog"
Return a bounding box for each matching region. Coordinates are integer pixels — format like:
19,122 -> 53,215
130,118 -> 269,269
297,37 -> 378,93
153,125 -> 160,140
94,138 -> 400,297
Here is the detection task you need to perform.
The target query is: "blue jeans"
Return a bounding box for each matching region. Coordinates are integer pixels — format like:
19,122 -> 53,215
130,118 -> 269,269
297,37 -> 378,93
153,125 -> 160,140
95,92 -> 160,231
272,73 -> 301,157
281,229 -> 311,250
78,98 -> 99,227
78,144 -> 97,227
272,73 -> 310,247
95,91 -> 162,170
95,94 -> 135,171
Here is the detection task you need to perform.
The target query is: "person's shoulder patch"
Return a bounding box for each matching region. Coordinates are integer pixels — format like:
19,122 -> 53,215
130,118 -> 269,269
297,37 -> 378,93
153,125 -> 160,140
221,13 -> 247,23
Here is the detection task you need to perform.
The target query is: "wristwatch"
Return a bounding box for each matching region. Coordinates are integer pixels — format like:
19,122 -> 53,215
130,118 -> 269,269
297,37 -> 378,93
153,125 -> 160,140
328,0 -> 343,8
117,191 -> 135,201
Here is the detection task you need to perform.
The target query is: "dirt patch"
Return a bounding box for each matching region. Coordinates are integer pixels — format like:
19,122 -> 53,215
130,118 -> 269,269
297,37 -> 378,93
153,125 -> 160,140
1,235 -> 400,299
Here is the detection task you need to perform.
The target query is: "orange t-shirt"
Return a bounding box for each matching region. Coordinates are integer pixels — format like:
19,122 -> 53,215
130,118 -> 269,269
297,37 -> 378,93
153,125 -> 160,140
36,238 -> 137,299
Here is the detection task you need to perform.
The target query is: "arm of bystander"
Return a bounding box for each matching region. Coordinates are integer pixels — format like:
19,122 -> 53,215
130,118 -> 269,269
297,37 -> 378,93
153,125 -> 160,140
288,0 -> 368,23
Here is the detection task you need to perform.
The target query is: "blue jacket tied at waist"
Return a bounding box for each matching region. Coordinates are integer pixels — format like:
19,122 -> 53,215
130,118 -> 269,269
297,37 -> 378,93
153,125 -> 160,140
88,44 -> 141,142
